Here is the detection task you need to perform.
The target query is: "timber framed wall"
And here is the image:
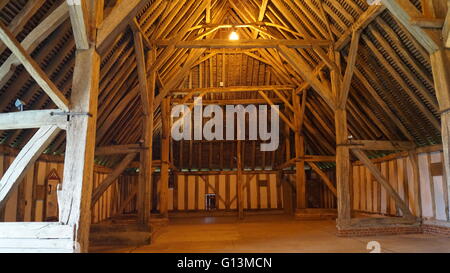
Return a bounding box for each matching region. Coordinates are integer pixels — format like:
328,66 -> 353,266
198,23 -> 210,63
0,146 -> 123,225
147,170 -> 337,214
168,173 -> 282,212
351,145 -> 449,223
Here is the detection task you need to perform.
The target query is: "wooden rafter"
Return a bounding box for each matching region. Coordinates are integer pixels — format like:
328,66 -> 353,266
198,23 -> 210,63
0,0 -> 46,55
381,0 -> 440,54
97,0 -> 159,54
0,21 -> 69,111
278,45 -> 335,110
0,3 -> 69,89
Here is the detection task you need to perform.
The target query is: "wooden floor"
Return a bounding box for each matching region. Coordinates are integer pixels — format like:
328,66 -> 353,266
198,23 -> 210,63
91,215 -> 450,253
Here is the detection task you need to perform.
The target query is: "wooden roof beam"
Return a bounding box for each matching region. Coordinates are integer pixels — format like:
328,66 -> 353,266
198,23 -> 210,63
154,48 -> 206,109
335,4 -> 385,51
337,30 -> 361,108
381,0 -> 440,53
0,0 -> 46,55
294,3 -> 383,96
95,144 -> 145,156
258,0 -> 269,22
258,91 -> 296,131
278,45 -> 336,110
133,30 -> 151,115
0,21 -> 69,111
346,140 -> 416,151
444,0 -> 450,48
66,0 -> 89,49
172,98 -> 284,105
154,39 -> 332,49
253,0 -> 269,39
171,85 -> 294,95
96,0 -> 160,54
0,3 -> 69,89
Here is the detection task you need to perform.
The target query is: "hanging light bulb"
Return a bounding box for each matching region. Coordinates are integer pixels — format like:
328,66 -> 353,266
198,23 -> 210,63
229,29 -> 239,41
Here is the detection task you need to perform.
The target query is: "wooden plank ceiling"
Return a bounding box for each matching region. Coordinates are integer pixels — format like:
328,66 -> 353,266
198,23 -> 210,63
0,0 -> 442,169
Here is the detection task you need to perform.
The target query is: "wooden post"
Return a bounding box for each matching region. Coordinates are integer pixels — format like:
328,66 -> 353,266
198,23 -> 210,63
335,108 -> 351,226
293,93 -> 306,210
332,48 -> 352,227
283,120 -> 295,214
59,48 -> 100,253
408,150 -> 422,217
137,48 -> 157,225
430,49 -> 450,215
237,140 -> 244,219
159,97 -> 170,218
332,28 -> 360,226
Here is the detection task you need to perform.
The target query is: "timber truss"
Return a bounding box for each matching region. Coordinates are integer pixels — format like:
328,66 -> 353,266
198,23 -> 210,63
0,0 -> 449,252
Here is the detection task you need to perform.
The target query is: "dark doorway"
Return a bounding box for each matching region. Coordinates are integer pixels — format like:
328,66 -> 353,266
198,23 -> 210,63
205,194 -> 216,210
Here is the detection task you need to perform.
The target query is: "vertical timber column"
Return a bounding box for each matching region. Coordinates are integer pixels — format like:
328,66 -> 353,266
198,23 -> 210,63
138,49 -> 157,225
332,49 -> 351,226
160,97 -> 171,218
282,122 -> 293,214
293,94 -> 306,210
59,48 -> 100,252
430,49 -> 450,214
335,108 -> 351,225
237,140 -> 244,219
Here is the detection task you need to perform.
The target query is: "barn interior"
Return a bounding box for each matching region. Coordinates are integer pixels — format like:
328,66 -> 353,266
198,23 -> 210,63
1,0 -> 450,253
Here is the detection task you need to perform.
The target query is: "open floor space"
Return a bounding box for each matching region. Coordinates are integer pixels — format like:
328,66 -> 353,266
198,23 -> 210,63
91,215 -> 450,253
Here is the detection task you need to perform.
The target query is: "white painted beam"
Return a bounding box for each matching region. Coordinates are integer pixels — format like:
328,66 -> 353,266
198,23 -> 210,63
0,110 -> 68,130
66,0 -> 90,49
0,223 -> 75,253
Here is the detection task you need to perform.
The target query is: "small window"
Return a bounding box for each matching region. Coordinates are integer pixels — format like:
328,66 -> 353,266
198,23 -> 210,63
205,194 -> 216,210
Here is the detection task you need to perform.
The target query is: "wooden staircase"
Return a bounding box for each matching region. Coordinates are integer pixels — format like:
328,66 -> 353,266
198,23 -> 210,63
89,214 -> 168,247
90,215 -> 151,247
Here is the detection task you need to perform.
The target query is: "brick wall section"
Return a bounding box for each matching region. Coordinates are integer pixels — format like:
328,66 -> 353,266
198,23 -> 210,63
337,224 -> 450,237
337,226 -> 423,237
423,225 -> 450,236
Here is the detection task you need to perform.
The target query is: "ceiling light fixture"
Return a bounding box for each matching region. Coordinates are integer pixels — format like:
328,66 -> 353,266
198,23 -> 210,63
229,30 -> 239,41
